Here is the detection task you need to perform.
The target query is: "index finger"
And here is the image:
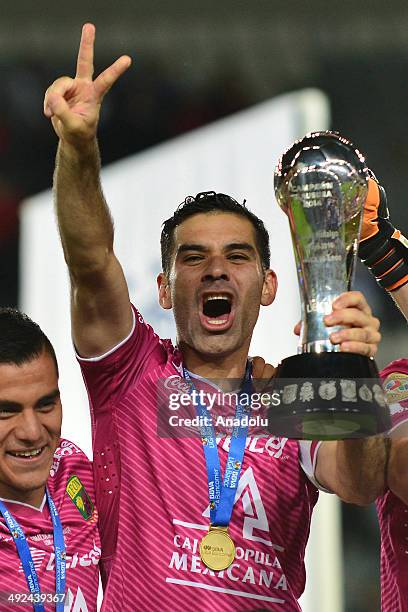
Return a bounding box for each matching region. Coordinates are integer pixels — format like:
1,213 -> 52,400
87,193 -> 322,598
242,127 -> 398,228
76,23 -> 95,80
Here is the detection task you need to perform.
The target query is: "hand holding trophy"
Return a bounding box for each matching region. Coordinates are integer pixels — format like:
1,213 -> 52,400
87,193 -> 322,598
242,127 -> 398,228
269,131 -> 390,440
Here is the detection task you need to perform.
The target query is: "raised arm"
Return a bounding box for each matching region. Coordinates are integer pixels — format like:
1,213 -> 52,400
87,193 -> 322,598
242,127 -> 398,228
44,23 -> 133,357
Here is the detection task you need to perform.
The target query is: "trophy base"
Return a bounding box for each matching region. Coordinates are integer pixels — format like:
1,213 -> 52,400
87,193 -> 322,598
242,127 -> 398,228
268,352 -> 390,440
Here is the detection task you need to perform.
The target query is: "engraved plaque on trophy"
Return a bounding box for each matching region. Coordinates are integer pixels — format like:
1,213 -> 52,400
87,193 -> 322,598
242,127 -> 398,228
269,131 -> 390,440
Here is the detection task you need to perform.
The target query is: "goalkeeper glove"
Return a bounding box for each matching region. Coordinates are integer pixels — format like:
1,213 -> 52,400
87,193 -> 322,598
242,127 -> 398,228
358,174 -> 408,291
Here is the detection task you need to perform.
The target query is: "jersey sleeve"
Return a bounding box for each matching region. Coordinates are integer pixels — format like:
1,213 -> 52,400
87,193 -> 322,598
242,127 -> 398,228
381,359 -> 408,434
298,440 -> 332,492
298,440 -> 321,486
76,304 -> 167,576
76,305 -> 165,409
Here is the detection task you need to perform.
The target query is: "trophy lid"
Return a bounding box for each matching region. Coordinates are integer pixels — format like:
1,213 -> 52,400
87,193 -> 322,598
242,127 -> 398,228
274,131 -> 368,209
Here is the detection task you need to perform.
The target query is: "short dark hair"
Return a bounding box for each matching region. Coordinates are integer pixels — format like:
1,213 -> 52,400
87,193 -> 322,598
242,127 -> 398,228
0,308 -> 58,376
160,191 -> 271,276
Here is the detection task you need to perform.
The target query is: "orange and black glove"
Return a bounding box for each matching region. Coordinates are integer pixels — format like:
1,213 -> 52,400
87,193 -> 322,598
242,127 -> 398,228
358,173 -> 408,291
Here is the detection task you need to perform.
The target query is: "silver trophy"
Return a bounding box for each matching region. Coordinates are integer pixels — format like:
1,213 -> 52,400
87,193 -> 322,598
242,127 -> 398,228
269,131 -> 390,440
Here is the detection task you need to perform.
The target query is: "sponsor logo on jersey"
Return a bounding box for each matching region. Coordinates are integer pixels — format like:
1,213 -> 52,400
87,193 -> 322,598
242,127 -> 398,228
219,435 -> 289,460
18,542 -> 101,574
164,374 -> 191,394
46,540 -> 101,570
384,373 -> 408,404
50,441 -> 82,477
66,476 -> 95,521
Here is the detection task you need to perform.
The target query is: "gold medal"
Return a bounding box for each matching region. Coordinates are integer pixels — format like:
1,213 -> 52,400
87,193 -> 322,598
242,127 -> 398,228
199,526 -> 235,571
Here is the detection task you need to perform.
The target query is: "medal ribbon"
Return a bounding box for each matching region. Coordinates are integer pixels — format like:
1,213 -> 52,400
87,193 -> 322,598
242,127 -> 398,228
183,363 -> 252,527
0,488 -> 66,612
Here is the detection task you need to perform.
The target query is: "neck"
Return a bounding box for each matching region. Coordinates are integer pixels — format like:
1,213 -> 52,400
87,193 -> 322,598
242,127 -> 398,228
0,486 -> 45,510
180,343 -> 249,384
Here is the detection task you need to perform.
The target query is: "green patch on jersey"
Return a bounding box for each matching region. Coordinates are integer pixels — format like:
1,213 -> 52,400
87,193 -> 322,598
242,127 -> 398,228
66,475 -> 94,521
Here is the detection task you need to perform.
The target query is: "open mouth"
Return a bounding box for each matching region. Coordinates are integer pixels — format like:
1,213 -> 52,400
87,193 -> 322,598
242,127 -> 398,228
200,293 -> 234,330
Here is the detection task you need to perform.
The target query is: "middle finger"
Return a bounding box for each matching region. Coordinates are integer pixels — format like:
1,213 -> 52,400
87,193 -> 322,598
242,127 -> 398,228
325,308 -> 379,330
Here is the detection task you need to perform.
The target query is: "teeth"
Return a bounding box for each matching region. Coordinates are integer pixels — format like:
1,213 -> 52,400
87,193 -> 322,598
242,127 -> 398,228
204,294 -> 231,303
11,449 -> 42,457
208,319 -> 227,325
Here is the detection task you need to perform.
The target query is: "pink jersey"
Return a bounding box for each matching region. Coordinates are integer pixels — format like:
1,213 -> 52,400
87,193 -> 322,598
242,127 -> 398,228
78,306 -> 319,611
376,359 -> 408,612
0,439 -> 100,612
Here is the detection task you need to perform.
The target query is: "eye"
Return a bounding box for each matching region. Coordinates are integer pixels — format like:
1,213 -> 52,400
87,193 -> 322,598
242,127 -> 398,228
183,255 -> 204,263
37,397 -> 60,413
0,409 -> 17,419
37,401 -> 57,412
228,252 -> 249,261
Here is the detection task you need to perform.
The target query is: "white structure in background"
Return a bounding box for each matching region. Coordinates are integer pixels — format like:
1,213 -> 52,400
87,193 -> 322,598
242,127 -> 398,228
20,88 -> 342,612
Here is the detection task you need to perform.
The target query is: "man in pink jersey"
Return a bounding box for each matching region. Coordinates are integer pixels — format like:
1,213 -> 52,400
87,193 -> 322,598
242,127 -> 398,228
44,23 -> 387,610
378,355 -> 408,611
356,174 -> 408,610
0,308 -> 100,612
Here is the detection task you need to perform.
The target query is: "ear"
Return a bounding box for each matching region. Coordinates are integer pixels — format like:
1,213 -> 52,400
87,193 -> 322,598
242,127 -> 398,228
157,273 -> 172,310
261,269 -> 278,306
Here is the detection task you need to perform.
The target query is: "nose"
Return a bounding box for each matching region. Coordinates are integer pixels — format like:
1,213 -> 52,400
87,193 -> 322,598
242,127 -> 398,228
14,409 -> 43,445
201,255 -> 230,283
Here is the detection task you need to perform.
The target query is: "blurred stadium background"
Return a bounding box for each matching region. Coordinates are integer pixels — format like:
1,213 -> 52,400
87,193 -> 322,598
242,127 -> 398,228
1,2 -> 407,610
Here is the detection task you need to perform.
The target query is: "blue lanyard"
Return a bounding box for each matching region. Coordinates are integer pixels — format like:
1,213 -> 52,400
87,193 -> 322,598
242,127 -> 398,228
0,488 -> 66,612
183,363 -> 252,527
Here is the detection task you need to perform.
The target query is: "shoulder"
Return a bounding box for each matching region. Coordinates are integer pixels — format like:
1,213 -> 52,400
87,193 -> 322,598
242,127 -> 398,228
47,439 -> 97,516
49,438 -> 92,480
381,358 -> 408,380
77,303 -> 175,370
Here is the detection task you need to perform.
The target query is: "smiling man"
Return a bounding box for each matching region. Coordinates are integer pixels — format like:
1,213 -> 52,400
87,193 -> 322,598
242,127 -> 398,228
0,358 -> 60,507
44,23 -> 387,611
0,309 -> 100,612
